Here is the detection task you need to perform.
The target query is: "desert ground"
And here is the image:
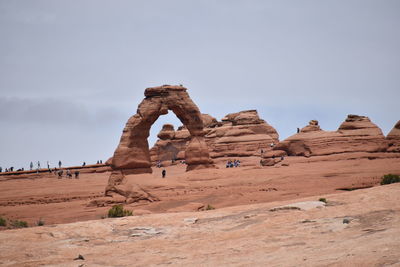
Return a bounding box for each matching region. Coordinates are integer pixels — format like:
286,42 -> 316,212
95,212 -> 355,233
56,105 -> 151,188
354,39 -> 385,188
1,153 -> 400,266
0,153 -> 399,226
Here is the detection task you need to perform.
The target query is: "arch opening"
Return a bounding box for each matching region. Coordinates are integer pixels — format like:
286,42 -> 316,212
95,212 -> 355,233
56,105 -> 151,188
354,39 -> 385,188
110,85 -> 214,175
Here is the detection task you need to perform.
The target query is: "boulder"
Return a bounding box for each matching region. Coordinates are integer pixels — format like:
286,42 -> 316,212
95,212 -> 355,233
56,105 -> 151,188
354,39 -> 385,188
157,124 -> 175,140
300,120 -> 321,133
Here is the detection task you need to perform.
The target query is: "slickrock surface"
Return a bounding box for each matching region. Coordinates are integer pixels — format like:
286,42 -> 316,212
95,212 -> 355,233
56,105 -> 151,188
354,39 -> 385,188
0,183 -> 399,266
151,110 -> 279,162
275,114 -> 388,157
1,155 -> 400,226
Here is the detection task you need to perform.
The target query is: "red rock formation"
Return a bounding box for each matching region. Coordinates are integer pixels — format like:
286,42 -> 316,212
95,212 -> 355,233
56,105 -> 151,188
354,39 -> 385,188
106,85 -> 214,201
275,115 -> 387,157
387,121 -> 400,152
150,110 -> 279,162
111,85 -> 213,174
300,120 -> 321,133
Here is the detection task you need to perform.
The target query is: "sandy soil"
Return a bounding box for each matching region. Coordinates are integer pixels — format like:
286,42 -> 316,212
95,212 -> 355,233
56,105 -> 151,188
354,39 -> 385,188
0,153 -> 399,227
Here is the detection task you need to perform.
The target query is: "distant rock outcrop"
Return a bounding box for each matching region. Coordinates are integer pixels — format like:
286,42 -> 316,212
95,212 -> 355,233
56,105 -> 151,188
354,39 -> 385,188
387,120 -> 400,152
150,110 -> 279,162
275,115 -> 388,157
300,120 -> 321,133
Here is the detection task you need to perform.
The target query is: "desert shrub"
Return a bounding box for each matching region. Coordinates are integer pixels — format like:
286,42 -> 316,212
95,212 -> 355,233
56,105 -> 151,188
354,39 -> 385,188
0,217 -> 6,227
205,204 -> 215,210
319,198 -> 327,203
107,205 -> 133,218
37,218 -> 45,226
11,220 -> 28,228
381,174 -> 400,185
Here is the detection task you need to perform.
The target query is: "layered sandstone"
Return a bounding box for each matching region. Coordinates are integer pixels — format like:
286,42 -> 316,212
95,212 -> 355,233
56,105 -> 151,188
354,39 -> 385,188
107,85 -> 214,201
275,115 -> 388,157
387,120 -> 400,152
111,85 -> 213,173
150,110 -> 279,162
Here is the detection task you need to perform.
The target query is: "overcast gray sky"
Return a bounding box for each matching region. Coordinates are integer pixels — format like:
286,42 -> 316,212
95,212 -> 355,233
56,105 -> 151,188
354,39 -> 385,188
1,0 -> 399,169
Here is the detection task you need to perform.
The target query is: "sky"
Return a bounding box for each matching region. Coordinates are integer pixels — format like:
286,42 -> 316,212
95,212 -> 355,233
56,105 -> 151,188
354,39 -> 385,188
0,0 -> 399,169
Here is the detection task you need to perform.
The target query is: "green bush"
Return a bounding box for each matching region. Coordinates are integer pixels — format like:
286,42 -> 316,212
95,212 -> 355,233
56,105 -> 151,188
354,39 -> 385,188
381,174 -> 400,185
0,217 -> 6,227
107,205 -> 133,218
319,198 -> 327,203
11,220 -> 28,228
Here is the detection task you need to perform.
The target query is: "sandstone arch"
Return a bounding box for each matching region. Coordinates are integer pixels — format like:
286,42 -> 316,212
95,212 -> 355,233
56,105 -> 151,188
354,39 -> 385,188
111,85 -> 214,174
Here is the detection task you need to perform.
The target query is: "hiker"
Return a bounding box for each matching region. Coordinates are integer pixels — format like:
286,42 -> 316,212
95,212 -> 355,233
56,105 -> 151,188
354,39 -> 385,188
100,160 -> 102,164
30,162 -> 33,170
162,169 -> 166,178
82,162 -> 86,167
0,167 -> 2,172
47,161 -> 50,169
74,171 -> 80,179
96,160 -> 99,164
58,160 -> 62,168
37,161 -> 41,169
66,169 -> 72,178
10,167 -> 14,172
57,170 -> 63,178
297,127 -> 300,133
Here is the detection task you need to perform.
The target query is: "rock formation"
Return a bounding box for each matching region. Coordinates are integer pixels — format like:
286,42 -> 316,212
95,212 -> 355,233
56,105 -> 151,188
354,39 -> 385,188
111,85 -> 213,173
387,120 -> 400,152
274,115 -> 388,157
150,110 -> 279,162
106,85 -> 214,201
300,120 -> 321,133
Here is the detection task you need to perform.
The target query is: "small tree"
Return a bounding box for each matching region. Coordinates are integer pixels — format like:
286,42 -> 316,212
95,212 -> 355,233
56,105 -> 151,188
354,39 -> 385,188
11,220 -> 28,228
381,174 -> 400,185
0,217 -> 6,227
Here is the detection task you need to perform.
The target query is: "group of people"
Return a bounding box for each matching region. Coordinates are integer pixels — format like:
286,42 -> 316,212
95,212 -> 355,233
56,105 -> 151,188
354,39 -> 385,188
57,169 -> 80,179
226,159 -> 241,168
0,159 -> 101,175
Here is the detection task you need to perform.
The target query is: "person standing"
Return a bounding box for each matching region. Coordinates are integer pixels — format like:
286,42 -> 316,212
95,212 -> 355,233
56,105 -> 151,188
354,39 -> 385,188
30,162 -> 33,170
58,160 -> 62,168
0,167 -> 2,172
162,169 -> 166,178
